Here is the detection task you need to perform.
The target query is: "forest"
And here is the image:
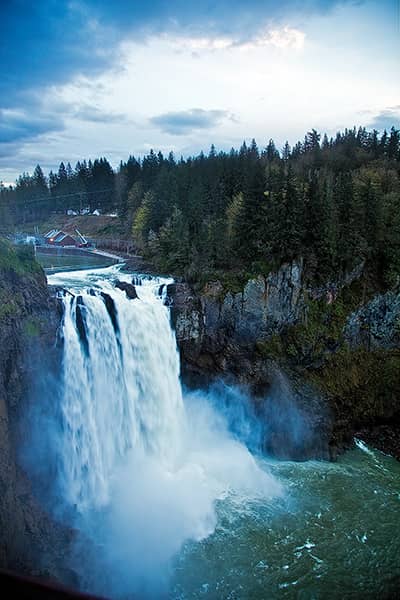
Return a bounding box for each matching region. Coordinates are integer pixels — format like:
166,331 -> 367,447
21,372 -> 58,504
1,126 -> 399,286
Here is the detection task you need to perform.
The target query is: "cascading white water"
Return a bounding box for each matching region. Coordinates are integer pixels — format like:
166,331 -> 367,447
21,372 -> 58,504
49,266 -> 282,597
59,273 -> 184,509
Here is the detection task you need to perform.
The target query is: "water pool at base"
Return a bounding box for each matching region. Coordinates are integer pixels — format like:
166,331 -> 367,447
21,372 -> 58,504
172,441 -> 400,599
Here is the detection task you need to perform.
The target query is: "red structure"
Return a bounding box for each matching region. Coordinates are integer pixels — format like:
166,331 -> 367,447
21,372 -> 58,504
44,230 -> 77,246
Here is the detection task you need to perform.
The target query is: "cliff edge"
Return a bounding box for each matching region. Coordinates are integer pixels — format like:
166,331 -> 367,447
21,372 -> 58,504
0,240 -> 73,582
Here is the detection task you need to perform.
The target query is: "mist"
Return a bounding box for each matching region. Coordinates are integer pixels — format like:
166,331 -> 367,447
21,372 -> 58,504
68,384 -> 283,598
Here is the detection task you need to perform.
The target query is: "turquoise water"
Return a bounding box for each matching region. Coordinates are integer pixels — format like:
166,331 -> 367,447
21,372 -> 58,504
172,441 -> 400,599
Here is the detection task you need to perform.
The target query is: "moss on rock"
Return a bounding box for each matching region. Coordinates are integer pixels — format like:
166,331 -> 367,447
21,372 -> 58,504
0,239 -> 42,276
310,348 -> 400,424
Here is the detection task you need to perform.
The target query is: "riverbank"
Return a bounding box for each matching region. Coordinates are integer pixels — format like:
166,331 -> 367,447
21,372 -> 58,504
356,422 -> 400,460
91,247 -> 158,273
90,248 -> 124,262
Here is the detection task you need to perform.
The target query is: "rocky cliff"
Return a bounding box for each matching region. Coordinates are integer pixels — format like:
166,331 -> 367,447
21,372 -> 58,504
0,240 -> 72,581
167,260 -> 400,460
169,261 -> 303,374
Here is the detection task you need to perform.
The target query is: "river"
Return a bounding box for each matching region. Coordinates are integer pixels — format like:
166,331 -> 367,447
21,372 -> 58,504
42,264 -> 400,599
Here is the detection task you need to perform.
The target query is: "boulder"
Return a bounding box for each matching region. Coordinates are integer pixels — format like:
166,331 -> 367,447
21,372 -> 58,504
115,280 -> 138,300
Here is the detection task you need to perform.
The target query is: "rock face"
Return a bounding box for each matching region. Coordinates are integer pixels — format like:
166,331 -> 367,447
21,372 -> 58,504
167,260 -> 305,377
0,243 -> 72,581
202,260 -> 304,344
166,261 -> 333,460
340,287 -> 400,458
167,260 -> 400,460
344,289 -> 400,350
167,282 -> 204,368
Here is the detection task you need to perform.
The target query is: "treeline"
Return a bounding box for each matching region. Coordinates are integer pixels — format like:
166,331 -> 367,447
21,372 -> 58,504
0,158 -> 115,227
126,126 -> 400,286
1,126 -> 400,285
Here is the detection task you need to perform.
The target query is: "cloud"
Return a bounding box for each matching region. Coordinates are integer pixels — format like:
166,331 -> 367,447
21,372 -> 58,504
0,94 -> 130,175
368,106 -> 400,131
75,0 -> 352,39
0,2 -> 108,107
149,109 -> 234,135
0,141 -> 23,160
0,0 -> 380,181
69,104 -> 129,124
0,108 -> 62,144
171,26 -> 306,53
0,104 -> 64,180
0,1 -> 353,107
262,26 -> 306,49
233,25 -> 306,50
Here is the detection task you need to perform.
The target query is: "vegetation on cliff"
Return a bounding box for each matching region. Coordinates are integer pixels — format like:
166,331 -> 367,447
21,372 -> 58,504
0,238 -> 41,276
0,238 -> 45,324
255,279 -> 368,363
253,274 -> 400,454
0,235 -> 73,578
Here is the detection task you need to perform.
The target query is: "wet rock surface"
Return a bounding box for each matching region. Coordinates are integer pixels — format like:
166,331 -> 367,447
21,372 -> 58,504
0,258 -> 73,581
115,280 -> 138,300
100,292 -> 120,333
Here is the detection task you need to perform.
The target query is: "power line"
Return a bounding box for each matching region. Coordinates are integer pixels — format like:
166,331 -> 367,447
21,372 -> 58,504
1,187 -> 117,206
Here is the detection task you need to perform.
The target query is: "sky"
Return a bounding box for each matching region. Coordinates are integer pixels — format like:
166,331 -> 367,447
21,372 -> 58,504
0,0 -> 399,184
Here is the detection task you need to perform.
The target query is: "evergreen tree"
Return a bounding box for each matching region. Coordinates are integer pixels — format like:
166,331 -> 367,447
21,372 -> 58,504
1,126 -> 399,286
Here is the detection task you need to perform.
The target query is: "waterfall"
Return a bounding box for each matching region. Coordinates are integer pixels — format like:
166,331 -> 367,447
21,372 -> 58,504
59,276 -> 183,510
48,266 -> 282,597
